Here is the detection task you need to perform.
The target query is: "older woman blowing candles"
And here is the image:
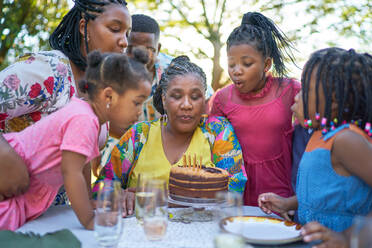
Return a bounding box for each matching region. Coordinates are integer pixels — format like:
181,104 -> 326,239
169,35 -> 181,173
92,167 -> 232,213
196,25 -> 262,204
93,56 -> 247,216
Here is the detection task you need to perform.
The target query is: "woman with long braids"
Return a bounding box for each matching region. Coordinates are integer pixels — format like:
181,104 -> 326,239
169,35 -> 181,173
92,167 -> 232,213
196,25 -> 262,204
0,0 -> 130,203
93,56 -> 247,216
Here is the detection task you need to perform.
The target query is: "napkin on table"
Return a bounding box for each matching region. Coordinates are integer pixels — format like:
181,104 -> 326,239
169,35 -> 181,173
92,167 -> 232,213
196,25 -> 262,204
0,229 -> 81,248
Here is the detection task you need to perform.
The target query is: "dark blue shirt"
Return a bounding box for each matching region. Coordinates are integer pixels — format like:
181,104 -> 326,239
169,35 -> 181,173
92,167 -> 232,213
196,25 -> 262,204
292,125 -> 312,189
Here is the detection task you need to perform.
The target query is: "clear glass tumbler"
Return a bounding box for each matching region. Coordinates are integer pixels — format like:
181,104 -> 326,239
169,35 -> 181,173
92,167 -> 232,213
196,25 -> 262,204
214,191 -> 245,248
142,179 -> 168,241
94,180 -> 123,248
350,215 -> 372,248
135,173 -> 152,225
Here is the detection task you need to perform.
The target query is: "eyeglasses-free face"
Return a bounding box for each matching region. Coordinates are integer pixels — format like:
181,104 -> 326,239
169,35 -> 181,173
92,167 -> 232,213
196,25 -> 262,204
162,74 -> 206,135
127,31 -> 159,72
127,45 -> 156,55
85,4 -> 131,55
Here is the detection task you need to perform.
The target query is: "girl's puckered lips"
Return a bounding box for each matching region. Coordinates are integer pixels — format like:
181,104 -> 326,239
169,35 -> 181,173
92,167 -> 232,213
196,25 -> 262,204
233,80 -> 244,89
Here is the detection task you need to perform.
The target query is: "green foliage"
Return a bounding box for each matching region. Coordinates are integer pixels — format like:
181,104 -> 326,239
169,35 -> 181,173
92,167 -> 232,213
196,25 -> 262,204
130,0 -> 371,90
2,0 -> 370,89
130,0 -> 242,90
258,0 -> 371,44
0,0 -> 69,69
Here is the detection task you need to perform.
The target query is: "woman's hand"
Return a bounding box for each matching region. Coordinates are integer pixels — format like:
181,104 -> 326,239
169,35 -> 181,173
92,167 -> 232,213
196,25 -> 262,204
258,193 -> 296,221
121,187 -> 135,217
301,222 -> 348,248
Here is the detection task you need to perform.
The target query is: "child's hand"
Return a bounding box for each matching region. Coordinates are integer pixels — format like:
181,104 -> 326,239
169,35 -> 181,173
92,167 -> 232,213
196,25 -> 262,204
121,187 -> 135,217
301,221 -> 348,248
258,192 -> 292,221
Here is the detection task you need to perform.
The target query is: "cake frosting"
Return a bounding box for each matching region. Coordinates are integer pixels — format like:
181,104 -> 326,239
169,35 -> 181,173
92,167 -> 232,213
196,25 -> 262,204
169,166 -> 229,198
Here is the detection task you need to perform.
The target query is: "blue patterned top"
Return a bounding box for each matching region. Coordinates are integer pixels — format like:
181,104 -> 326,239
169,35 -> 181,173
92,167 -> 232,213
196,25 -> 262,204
296,124 -> 372,231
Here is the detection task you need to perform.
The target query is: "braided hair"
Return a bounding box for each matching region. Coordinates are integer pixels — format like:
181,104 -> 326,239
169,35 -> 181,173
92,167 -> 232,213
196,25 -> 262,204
227,12 -> 296,79
78,49 -> 150,100
49,0 -> 127,71
153,56 -> 207,115
302,47 -> 372,133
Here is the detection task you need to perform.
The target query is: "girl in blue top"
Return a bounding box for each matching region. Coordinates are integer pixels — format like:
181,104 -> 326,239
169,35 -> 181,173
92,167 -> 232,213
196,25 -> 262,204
258,47 -> 372,246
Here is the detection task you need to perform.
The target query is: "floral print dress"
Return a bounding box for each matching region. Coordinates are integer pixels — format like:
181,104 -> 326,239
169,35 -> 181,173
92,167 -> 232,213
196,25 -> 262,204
0,50 -> 76,205
93,116 -> 247,197
0,50 -> 76,133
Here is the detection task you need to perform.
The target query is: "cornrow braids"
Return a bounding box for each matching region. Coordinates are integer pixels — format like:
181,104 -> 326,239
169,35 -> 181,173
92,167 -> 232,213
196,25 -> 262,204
153,56 -> 207,115
78,49 -> 150,100
302,47 -> 372,134
227,12 -> 296,79
49,0 -> 127,71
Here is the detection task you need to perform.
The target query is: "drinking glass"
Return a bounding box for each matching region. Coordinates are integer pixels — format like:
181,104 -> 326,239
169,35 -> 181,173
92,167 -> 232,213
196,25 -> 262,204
94,180 -> 123,248
215,191 -> 243,220
350,216 -> 372,248
142,179 -> 168,241
135,173 -> 152,225
214,191 -> 245,248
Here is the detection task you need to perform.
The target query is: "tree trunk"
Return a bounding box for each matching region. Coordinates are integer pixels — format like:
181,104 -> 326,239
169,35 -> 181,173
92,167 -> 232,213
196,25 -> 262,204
211,41 -> 224,91
0,38 -> 12,66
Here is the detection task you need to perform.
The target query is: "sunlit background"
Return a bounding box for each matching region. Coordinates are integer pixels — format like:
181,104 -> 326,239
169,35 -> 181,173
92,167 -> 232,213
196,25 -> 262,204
119,0 -> 370,86
2,0 -> 370,90
121,0 -> 370,88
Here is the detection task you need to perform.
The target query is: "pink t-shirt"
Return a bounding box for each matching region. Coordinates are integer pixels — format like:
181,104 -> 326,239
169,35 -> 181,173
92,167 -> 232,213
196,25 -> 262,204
210,76 -> 300,206
0,97 -> 100,230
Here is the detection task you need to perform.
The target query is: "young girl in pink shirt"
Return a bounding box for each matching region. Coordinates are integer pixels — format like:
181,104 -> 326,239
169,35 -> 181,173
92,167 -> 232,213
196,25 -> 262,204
0,50 -> 151,230
209,12 -> 300,206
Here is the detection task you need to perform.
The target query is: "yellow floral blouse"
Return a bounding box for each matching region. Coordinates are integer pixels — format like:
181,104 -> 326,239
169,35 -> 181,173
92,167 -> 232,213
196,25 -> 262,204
93,116 -> 247,197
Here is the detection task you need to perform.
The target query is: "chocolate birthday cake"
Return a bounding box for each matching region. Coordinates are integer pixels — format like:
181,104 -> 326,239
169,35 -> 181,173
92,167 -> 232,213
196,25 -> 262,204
169,164 -> 229,199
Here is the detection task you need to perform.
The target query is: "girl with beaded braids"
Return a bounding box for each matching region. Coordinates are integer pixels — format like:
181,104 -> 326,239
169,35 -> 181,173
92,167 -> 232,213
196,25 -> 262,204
259,48 -> 372,246
0,0 -> 130,203
209,12 -> 301,206
93,56 -> 247,217
0,50 -> 151,230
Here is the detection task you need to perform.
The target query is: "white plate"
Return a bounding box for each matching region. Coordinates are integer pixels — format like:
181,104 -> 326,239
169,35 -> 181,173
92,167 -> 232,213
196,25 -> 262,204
220,216 -> 302,245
